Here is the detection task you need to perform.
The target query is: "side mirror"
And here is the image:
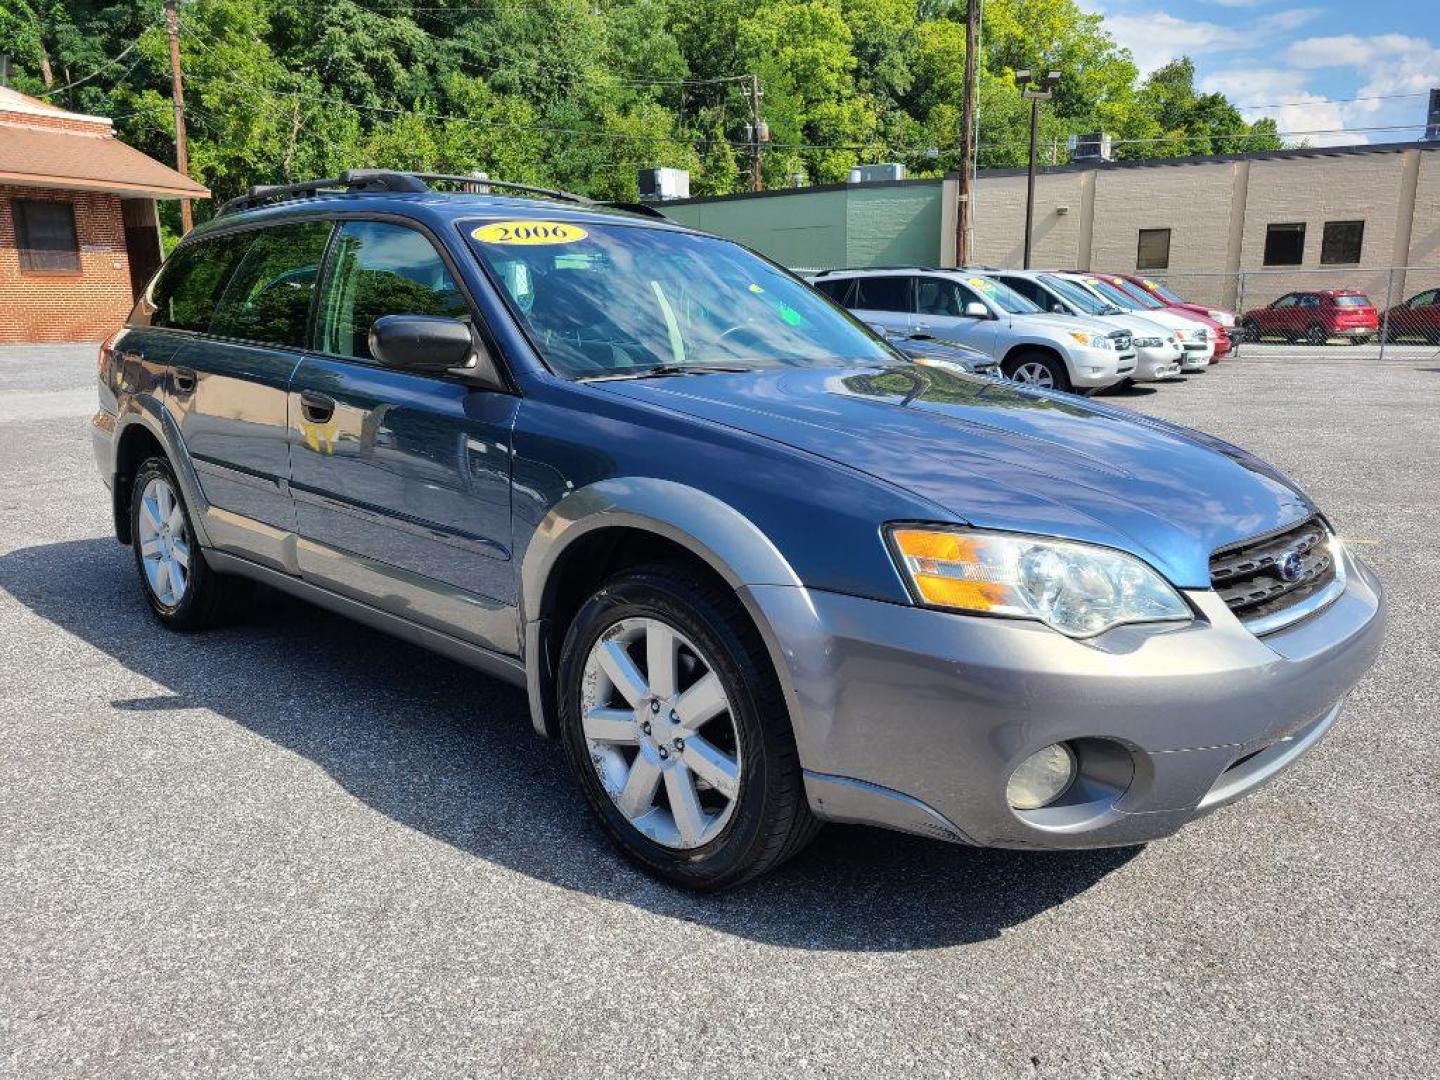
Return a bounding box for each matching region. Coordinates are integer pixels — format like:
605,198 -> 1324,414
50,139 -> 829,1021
368,314 -> 505,390
964,301 -> 990,319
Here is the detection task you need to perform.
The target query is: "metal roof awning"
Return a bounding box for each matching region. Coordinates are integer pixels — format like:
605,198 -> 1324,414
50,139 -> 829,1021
0,123 -> 209,200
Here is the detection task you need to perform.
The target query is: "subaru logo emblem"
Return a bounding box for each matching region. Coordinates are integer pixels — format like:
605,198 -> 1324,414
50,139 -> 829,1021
1277,549 -> 1304,583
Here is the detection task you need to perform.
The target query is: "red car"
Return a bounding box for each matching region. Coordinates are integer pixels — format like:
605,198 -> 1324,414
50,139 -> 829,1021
1117,274 -> 1236,358
1240,290 -> 1379,345
1381,288 -> 1440,343
1092,272 -> 1231,359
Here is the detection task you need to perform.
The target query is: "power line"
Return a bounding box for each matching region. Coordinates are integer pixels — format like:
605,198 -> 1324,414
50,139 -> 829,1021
1231,90 -> 1429,112
38,36 -> 143,97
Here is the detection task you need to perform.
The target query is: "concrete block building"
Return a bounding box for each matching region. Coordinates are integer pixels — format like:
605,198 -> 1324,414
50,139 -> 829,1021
659,141 -> 1440,312
0,86 -> 208,343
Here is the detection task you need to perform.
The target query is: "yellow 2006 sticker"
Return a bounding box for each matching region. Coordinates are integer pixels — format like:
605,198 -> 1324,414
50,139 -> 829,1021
471,220 -> 589,245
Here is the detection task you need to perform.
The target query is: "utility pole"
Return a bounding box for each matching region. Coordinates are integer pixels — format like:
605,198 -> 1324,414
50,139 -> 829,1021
955,0 -> 980,266
748,74 -> 767,193
163,0 -> 193,234
1015,68 -> 1060,270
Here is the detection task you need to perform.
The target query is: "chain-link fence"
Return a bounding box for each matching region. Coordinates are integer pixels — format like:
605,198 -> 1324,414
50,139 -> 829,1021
1148,266 -> 1440,361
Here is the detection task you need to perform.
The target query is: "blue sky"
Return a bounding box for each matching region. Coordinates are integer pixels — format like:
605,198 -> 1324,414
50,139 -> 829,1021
1080,0 -> 1438,145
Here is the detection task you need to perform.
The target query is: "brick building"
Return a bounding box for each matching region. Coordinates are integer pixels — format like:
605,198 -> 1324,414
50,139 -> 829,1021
0,86 -> 208,343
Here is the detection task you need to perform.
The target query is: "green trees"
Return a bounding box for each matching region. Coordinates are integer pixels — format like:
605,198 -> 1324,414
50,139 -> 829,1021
1,0 -> 1286,219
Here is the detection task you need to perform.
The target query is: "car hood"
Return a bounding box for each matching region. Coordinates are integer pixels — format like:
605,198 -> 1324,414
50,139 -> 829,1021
600,365 -> 1314,588
1011,311 -> 1117,337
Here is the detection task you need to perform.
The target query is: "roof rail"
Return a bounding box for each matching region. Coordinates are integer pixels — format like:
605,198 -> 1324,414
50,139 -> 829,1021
214,168 -> 607,218
811,265 -> 936,277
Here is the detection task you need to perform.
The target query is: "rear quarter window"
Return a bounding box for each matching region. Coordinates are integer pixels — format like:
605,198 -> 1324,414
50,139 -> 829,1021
136,233 -> 250,331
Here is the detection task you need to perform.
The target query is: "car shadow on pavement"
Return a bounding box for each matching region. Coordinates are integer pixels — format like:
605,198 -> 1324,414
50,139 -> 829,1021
1,538 -> 1138,951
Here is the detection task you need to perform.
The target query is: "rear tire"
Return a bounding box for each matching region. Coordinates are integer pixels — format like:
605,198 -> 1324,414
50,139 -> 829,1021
129,456 -> 248,630
557,565 -> 819,889
1002,350 -> 1072,393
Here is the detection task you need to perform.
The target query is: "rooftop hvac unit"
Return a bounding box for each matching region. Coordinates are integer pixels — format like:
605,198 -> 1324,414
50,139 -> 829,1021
851,163 -> 906,184
1426,89 -> 1440,142
1068,133 -> 1114,162
637,167 -> 690,202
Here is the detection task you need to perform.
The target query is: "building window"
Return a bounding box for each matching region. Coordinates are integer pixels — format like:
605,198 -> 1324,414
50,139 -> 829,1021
12,199 -> 80,273
1263,223 -> 1306,266
1136,228 -> 1171,271
1320,220 -> 1364,265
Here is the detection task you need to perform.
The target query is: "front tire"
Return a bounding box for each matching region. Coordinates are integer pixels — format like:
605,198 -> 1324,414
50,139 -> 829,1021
557,566 -> 819,889
1305,323 -> 1328,346
130,456 -> 246,630
1003,350 -> 1072,392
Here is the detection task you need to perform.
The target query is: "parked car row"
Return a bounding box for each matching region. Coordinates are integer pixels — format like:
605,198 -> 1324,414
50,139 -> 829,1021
808,265 -> 1237,394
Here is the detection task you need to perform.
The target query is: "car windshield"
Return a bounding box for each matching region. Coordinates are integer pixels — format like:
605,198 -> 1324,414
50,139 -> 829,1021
1334,294 -> 1371,307
1042,275 -> 1108,315
969,275 -> 1042,314
464,219 -> 895,378
1079,278 -> 1141,311
1106,278 -> 1165,309
1140,278 -> 1186,305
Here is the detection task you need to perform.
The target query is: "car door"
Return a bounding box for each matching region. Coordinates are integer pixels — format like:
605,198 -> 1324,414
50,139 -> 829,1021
1265,294 -> 1297,335
166,220 -> 331,567
848,275 -> 913,334
913,276 -> 1000,356
1416,290 -> 1440,336
288,218 -> 521,654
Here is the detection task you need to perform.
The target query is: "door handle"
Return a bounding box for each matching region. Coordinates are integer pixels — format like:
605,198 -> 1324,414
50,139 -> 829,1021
299,390 -> 336,424
172,367 -> 197,395
913,322 -> 930,332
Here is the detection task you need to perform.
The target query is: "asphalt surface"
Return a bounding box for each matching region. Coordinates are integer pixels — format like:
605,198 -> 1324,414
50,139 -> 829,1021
2,342 -> 1436,1079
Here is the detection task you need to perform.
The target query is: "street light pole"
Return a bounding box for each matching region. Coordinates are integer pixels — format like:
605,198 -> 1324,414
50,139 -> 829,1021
1015,69 -> 1060,270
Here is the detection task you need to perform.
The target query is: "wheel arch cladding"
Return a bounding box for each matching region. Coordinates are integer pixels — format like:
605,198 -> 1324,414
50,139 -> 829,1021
519,478 -> 805,740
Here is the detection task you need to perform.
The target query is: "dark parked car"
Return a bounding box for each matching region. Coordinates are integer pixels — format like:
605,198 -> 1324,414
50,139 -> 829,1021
865,324 -> 1001,377
1241,290 -> 1379,345
92,170 -> 1384,889
1381,288 -> 1440,343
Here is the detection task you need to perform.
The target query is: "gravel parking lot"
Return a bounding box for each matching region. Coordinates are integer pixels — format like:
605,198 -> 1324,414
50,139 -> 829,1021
2,342 -> 1436,1079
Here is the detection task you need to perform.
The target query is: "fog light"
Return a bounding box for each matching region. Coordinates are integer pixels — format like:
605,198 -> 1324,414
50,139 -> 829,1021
1007,743 -> 1077,810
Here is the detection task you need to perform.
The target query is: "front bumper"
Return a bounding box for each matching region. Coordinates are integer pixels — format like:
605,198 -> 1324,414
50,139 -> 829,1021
1068,346 -> 1130,388
1179,342 -> 1212,370
747,549 -> 1384,849
1131,345 -> 1184,382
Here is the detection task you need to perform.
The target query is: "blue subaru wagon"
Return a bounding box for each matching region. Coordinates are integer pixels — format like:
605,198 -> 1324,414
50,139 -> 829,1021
93,170 -> 1384,889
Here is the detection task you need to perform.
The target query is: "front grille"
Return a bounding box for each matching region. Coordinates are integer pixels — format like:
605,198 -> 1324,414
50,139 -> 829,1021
1195,328 -> 1209,343
1210,517 -> 1337,628
1108,331 -> 1133,353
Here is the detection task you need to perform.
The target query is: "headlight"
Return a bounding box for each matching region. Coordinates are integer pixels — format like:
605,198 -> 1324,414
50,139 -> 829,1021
889,527 -> 1192,637
1134,336 -> 1164,348
1209,310 -> 1235,327
1068,331 -> 1110,349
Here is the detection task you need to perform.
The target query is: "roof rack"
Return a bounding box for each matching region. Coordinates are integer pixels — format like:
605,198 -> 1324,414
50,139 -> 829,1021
214,168 -> 645,219
811,266 -> 936,277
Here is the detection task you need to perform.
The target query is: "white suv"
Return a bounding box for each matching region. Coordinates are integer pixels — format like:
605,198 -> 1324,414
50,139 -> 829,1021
1055,272 -> 1213,370
989,270 -> 1183,382
811,268 -> 1135,393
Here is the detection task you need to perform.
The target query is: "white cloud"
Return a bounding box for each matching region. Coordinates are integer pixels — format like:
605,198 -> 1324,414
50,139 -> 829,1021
1200,67 -> 1359,145
1094,6 -> 1322,76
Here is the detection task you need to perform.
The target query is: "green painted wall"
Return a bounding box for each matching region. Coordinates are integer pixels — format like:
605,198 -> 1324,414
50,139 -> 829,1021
660,180 -> 944,270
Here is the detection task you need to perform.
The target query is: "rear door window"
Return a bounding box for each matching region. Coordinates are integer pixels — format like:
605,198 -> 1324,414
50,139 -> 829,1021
209,221 -> 332,346
812,278 -> 855,305
317,220 -> 471,361
853,276 -> 912,313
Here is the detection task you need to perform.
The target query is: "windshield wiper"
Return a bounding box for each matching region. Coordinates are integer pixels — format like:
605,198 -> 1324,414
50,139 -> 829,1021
581,364 -> 755,382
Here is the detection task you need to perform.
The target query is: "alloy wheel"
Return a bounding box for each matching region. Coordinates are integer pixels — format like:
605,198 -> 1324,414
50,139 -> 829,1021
137,476 -> 190,606
579,616 -> 742,850
1011,361 -> 1055,388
